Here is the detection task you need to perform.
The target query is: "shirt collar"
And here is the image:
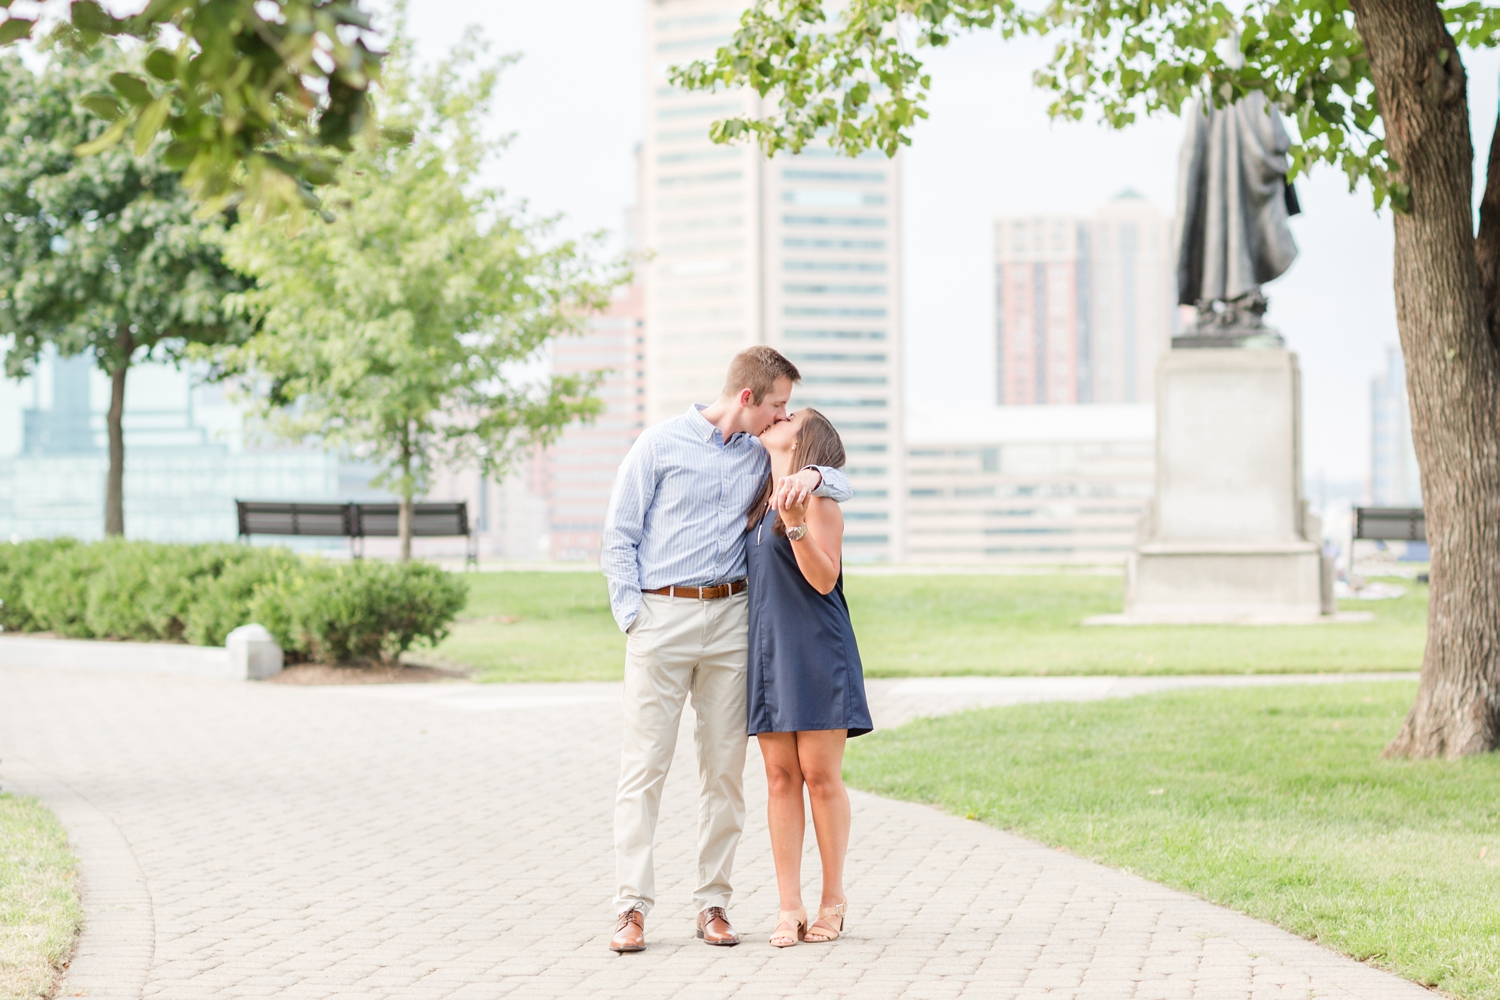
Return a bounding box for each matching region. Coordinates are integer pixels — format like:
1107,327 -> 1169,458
688,403 -> 736,445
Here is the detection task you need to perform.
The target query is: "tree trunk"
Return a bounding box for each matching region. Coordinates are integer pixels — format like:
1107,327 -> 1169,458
398,491 -> 413,563
103,326 -> 134,538
1352,1 -> 1500,757
398,440 -> 413,563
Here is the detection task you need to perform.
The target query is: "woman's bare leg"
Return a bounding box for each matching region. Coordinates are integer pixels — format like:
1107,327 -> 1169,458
796,729 -> 850,919
757,732 -> 806,914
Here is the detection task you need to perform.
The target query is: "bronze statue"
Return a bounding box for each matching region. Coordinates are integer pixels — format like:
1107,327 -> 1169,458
1173,91 -> 1301,343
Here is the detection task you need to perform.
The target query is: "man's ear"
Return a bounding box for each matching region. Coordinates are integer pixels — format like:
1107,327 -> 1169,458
738,388 -> 754,407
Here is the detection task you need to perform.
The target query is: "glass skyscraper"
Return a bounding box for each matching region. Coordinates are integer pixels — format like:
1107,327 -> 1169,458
643,0 -> 905,561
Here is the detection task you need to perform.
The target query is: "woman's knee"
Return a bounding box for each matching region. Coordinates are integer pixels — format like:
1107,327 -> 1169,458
764,762 -> 803,797
801,763 -> 844,798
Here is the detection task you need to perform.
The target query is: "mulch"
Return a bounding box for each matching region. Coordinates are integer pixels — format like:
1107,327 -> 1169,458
265,661 -> 472,685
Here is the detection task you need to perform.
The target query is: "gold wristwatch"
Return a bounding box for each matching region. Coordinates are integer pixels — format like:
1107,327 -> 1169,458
785,524 -> 809,542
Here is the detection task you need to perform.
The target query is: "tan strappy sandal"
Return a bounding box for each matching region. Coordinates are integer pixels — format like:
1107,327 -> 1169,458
769,907 -> 806,948
805,902 -> 846,942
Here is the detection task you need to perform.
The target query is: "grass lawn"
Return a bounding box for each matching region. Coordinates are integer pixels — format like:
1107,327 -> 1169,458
843,680 -> 1500,1000
422,570 -> 1426,682
0,794 -> 80,1000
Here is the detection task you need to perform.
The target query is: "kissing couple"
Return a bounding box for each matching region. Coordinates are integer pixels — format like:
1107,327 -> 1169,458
600,346 -> 873,952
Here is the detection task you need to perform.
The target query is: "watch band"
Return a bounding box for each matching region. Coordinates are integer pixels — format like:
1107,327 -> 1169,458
785,524 -> 809,542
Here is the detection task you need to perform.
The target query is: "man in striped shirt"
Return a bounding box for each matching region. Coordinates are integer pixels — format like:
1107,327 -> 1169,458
601,347 -> 852,953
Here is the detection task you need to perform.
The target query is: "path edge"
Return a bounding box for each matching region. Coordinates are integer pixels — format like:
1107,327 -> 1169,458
2,753 -> 154,1000
849,789 -> 1436,1000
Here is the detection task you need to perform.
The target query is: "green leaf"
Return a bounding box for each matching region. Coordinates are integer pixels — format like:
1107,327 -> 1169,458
133,96 -> 171,157
378,126 -> 414,147
0,16 -> 33,44
74,117 -> 129,156
70,1 -> 123,34
79,92 -> 124,122
109,72 -> 153,106
161,142 -> 195,170
144,49 -> 177,83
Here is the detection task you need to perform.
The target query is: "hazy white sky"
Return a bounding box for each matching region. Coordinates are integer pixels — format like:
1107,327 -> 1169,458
403,2 -> 1500,487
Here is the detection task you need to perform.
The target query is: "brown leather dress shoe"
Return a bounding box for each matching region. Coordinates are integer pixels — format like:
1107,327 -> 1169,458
696,906 -> 740,946
609,908 -> 646,953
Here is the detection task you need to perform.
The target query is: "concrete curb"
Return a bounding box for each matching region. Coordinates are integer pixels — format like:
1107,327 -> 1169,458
0,753 -> 155,1000
0,635 -> 233,680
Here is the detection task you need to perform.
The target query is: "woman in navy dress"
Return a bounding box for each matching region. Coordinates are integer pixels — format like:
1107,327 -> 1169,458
745,407 -> 872,948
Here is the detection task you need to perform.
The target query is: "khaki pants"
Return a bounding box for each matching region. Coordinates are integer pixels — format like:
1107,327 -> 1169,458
613,591 -> 749,916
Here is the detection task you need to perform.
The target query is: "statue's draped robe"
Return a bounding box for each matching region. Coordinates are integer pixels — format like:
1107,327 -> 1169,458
1173,92 -> 1299,307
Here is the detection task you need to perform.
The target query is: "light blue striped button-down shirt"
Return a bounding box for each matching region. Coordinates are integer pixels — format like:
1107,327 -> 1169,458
600,404 -> 852,632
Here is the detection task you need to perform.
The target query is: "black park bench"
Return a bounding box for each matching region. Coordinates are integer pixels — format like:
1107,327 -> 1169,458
235,500 -> 478,566
1350,506 -> 1426,576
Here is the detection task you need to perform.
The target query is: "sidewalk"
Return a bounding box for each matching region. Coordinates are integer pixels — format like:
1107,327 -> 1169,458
0,666 -> 1426,999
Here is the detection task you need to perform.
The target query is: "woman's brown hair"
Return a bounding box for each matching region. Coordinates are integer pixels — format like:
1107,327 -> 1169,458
744,408 -> 847,536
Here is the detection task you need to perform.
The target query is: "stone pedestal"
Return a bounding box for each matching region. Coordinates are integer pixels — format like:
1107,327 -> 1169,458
226,623 -> 284,680
1124,348 -> 1333,622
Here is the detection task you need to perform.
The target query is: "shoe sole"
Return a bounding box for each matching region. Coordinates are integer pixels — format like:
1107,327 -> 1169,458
609,943 -> 645,953
696,929 -> 740,946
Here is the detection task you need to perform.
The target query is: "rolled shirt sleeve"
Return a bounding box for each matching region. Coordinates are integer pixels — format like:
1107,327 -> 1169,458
806,465 -> 852,503
600,432 -> 656,632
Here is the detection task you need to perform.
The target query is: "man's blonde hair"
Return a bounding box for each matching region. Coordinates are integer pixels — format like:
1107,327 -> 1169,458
722,346 -> 801,404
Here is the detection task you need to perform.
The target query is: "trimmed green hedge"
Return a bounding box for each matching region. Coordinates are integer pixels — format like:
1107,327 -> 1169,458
0,539 -> 467,663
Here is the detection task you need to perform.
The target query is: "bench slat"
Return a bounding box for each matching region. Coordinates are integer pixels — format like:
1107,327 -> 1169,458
236,501 -> 470,539
1353,506 -> 1425,542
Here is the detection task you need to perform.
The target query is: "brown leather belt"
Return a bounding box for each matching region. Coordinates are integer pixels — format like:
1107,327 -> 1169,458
643,580 -> 747,600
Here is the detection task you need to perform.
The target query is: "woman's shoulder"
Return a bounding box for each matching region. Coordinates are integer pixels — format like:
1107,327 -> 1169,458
807,495 -> 844,519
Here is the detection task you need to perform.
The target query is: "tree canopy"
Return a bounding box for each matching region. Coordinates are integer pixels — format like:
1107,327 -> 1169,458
0,41 -> 250,536
673,0 -> 1500,212
0,0 -> 384,217
216,30 -> 627,559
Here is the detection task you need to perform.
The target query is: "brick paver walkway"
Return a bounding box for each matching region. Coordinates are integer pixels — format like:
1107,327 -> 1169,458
0,665 -> 1427,999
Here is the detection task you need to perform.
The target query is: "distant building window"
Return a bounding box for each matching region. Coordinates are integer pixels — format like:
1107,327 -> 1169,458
658,170 -> 743,187
853,489 -> 889,498
785,352 -> 888,364
659,149 -> 741,165
846,511 -> 890,520
783,214 -> 886,228
785,146 -> 887,162
782,190 -> 887,207
654,100 -> 741,119
784,328 -> 886,340
803,375 -> 888,386
785,260 -> 887,273
800,398 -> 887,408
784,237 -> 887,251
782,168 -> 886,183
845,534 -> 891,545
784,283 -> 887,296
784,306 -> 887,318
909,489 -> 941,497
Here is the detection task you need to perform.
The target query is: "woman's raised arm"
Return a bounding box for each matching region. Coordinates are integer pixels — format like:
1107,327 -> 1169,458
780,495 -> 842,595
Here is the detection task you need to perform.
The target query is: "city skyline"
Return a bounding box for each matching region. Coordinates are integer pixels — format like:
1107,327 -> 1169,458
401,1 -> 1500,490
993,195 -> 1174,407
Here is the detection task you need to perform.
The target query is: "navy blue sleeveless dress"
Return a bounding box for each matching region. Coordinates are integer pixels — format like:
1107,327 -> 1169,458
745,508 -> 873,738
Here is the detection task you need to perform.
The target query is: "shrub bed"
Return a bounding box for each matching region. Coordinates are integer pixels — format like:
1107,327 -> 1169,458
0,539 -> 467,663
